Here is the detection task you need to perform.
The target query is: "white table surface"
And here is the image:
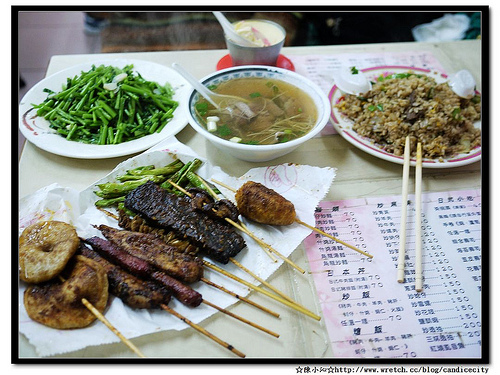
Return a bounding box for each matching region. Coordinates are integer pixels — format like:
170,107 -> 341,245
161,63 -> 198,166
17,40 -> 482,359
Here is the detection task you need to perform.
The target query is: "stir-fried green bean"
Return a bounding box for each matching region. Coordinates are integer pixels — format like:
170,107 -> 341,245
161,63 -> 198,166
32,64 -> 178,145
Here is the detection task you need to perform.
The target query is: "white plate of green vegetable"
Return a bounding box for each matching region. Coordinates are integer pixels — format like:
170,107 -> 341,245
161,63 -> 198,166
19,59 -> 190,159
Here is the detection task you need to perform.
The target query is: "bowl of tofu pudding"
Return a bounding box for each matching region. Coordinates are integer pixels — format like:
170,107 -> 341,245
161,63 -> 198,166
224,19 -> 286,66
185,65 -> 331,162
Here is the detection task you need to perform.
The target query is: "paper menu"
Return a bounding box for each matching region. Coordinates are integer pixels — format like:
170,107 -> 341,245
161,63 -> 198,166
303,189 -> 482,358
290,50 -> 447,95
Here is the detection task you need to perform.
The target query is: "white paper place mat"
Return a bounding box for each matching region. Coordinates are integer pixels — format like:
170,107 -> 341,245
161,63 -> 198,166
18,136 -> 336,357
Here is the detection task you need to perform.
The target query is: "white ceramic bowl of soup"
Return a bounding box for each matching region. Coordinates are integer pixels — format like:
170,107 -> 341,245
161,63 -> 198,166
185,66 -> 331,162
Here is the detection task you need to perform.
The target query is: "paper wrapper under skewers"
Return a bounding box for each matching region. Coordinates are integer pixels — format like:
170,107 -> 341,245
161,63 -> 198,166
18,136 -> 336,357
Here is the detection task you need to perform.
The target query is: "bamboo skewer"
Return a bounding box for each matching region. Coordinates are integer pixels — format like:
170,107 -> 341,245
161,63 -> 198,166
397,135 -> 411,283
240,222 -> 278,262
58,276 -> 145,358
97,206 -> 119,220
295,219 -> 373,258
210,178 -> 372,259
210,179 -> 236,192
202,299 -> 279,338
98,207 -> 281,318
204,260 -> 321,321
197,177 -> 278,262
201,277 -> 280,318
168,179 -> 305,274
415,142 -> 423,292
226,217 -> 305,273
229,257 -> 310,313
160,303 -> 246,358
81,298 -> 146,358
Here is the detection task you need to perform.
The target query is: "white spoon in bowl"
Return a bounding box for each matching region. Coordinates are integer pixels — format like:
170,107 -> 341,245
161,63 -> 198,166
331,67 -> 372,96
448,69 -> 477,99
213,12 -> 258,47
172,63 -> 250,110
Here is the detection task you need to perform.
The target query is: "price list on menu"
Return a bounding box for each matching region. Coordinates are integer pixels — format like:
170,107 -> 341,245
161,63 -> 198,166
303,189 -> 482,358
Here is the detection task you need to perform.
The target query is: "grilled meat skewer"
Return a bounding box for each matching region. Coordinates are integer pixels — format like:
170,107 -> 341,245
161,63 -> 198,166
96,224 -> 203,283
188,188 -> 239,222
235,181 -> 296,226
84,236 -> 203,307
79,242 -> 172,309
118,210 -> 199,256
124,181 -> 246,264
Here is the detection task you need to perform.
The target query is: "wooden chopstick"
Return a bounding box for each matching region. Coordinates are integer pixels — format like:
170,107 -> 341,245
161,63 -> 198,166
396,138 -> 424,291
415,142 -> 423,292
397,136 -> 411,283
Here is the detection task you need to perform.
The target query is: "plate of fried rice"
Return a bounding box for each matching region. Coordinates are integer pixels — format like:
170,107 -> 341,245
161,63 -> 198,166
330,66 -> 481,168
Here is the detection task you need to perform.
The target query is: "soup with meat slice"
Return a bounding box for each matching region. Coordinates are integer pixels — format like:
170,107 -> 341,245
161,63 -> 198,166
194,78 -> 317,145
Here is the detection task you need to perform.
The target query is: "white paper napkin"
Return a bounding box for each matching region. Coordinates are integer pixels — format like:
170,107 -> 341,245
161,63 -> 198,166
18,136 -> 336,356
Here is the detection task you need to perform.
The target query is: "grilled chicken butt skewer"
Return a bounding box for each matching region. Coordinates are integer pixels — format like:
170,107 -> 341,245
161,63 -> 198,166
213,179 -> 373,258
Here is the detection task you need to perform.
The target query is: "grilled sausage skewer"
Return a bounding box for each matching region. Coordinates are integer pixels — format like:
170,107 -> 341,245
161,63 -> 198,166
79,242 -> 172,309
98,207 -> 281,318
78,243 -> 245,357
84,236 -> 202,307
85,235 -> 279,337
